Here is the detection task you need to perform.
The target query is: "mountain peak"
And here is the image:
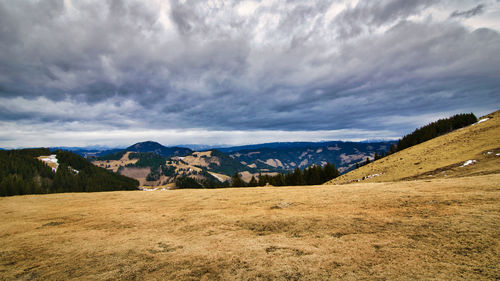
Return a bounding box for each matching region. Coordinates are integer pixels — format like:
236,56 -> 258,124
125,141 -> 192,157
127,141 -> 165,150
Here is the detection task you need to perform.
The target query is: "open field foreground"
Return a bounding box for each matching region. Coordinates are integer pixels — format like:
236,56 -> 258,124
1,175 -> 499,280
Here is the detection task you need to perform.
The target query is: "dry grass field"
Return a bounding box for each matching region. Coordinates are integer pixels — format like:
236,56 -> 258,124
93,152 -> 139,173
1,174 -> 499,280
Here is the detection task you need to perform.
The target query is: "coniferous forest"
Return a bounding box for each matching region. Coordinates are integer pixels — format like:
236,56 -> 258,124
396,113 -> 477,152
231,162 -> 340,188
173,162 -> 340,189
0,149 -> 139,197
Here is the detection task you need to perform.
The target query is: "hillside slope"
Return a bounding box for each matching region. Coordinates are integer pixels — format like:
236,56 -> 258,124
227,141 -> 394,173
326,110 -> 500,184
125,141 -> 192,157
0,149 -> 139,196
93,149 -> 254,187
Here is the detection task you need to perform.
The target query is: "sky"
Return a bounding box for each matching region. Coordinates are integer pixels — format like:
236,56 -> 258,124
1,0 -> 499,148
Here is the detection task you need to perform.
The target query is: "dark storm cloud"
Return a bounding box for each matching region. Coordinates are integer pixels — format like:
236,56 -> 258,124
0,0 -> 499,147
450,4 -> 485,18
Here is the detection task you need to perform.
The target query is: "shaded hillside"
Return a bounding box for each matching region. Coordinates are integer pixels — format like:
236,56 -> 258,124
0,149 -> 139,196
126,141 -> 192,157
326,110 -> 500,184
171,149 -> 260,175
93,150 -> 250,188
227,141 -> 394,173
92,140 -> 395,187
218,142 -> 340,153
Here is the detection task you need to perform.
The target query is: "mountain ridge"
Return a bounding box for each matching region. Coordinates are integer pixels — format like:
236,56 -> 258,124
125,141 -> 193,157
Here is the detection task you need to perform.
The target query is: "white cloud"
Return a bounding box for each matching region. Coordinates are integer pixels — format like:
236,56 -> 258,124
0,121 -> 399,148
236,1 -> 260,16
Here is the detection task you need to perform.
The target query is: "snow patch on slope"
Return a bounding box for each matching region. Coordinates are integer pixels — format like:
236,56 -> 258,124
460,160 -> 477,167
38,155 -> 59,172
474,118 -> 489,125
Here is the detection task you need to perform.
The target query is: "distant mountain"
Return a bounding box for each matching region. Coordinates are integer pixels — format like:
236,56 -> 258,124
224,141 -> 396,173
217,141 -> 338,153
51,145 -> 122,151
92,149 -> 251,188
49,147 -> 125,158
176,144 -> 231,151
90,140 -> 395,188
125,141 -> 192,157
55,142 -> 192,159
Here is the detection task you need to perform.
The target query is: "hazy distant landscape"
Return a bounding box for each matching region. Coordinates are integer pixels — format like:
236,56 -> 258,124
1,0 -> 500,280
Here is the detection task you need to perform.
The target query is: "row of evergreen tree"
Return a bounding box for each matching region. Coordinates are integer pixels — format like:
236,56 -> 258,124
0,149 -> 139,197
396,113 -> 477,152
174,162 -> 340,189
231,162 -> 340,187
175,176 -> 229,189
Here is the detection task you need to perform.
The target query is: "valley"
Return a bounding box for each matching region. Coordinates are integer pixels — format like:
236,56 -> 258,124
90,140 -> 394,188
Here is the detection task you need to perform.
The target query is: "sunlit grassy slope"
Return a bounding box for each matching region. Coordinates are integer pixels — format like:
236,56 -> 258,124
1,174 -> 499,280
326,110 -> 500,185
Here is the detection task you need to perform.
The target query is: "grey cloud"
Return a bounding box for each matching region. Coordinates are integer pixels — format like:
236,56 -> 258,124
450,4 -> 485,18
333,0 -> 436,39
0,0 -> 499,146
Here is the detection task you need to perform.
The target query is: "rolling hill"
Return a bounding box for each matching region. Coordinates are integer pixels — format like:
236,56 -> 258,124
326,110 -> 500,185
92,149 -> 256,187
0,149 -> 139,196
125,141 -> 193,157
225,141 -> 394,173
92,140 -> 393,187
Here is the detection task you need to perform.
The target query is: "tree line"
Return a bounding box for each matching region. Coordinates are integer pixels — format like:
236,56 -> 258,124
396,113 -> 477,152
174,162 -> 340,189
232,162 -> 339,187
0,149 -> 139,197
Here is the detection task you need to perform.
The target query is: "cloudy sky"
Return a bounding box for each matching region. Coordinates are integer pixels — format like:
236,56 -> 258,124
1,0 -> 499,148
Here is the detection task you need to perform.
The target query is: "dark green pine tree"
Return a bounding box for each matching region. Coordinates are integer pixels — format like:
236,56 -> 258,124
365,157 -> 371,166
232,172 -> 246,187
291,168 -> 305,185
322,162 -> 339,182
272,174 -> 286,186
304,165 -> 322,185
53,164 -> 72,193
258,173 -> 268,186
248,176 -> 258,187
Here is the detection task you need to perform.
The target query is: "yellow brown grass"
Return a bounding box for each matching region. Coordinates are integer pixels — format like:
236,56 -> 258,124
1,174 -> 499,280
93,152 -> 138,173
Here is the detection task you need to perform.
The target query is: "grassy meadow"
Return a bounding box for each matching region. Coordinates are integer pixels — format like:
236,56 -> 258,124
1,174 -> 499,280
